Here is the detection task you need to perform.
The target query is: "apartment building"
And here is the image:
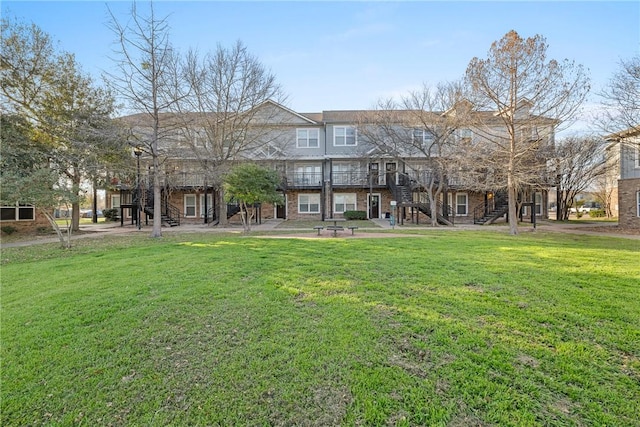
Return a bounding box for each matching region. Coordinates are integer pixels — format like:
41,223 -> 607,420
107,100 -> 554,227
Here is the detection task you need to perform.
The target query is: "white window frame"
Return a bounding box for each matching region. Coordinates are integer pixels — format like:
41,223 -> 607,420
334,193 -> 356,214
200,194 -> 213,218
184,194 -> 197,218
637,191 -> 640,217
111,194 -> 121,209
412,129 -> 435,145
298,194 -> 320,214
636,143 -> 640,168
334,126 -> 357,146
455,193 -> 468,216
296,129 -> 320,148
294,164 -> 322,186
0,204 -> 35,221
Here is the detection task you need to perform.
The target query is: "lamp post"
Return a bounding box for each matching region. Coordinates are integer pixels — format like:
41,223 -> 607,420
133,146 -> 143,230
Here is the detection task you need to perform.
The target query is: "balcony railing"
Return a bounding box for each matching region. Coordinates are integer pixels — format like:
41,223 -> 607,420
332,171 -> 386,186
162,173 -> 208,188
285,172 -> 323,187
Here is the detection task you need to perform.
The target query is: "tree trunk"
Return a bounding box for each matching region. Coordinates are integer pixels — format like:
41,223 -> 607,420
71,174 -> 81,232
42,209 -> 71,249
507,177 -> 519,235
217,189 -> 228,226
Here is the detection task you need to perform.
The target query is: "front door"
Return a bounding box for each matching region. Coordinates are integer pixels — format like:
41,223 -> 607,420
368,194 -> 380,219
385,162 -> 397,185
276,199 -> 286,219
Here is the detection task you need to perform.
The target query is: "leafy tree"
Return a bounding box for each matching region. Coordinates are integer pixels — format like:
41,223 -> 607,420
1,15 -> 124,233
0,114 -> 76,248
465,30 -> 590,234
223,164 -> 283,232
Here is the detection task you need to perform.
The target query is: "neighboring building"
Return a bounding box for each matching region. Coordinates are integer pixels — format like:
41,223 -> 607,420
107,100 -> 555,227
0,204 -> 50,233
606,127 -> 640,228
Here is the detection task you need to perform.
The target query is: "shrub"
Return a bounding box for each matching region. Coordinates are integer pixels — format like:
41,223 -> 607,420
1,225 -> 18,235
103,208 -> 119,221
589,209 -> 606,218
344,210 -> 367,220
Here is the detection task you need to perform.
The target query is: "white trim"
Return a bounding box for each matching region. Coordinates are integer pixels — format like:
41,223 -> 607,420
256,100 -> 319,124
200,193 -> 213,218
333,193 -> 357,213
637,191 -> 640,217
184,194 -> 197,218
298,194 -> 320,214
296,128 -> 320,148
334,126 -> 357,146
111,194 -> 121,209
454,193 -> 468,216
0,204 -> 35,221
367,193 -> 381,219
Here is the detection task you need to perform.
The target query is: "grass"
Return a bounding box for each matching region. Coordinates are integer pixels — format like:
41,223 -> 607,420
1,231 -> 639,426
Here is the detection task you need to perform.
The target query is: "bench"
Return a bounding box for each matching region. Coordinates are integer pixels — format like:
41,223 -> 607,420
326,225 -> 344,237
313,225 -> 324,235
347,225 -> 358,235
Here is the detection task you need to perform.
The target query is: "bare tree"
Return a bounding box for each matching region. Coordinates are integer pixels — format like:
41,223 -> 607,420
171,41 -> 285,226
465,30 -> 590,234
358,82 -> 467,226
599,55 -> 640,135
554,136 -> 610,220
106,1 -> 181,238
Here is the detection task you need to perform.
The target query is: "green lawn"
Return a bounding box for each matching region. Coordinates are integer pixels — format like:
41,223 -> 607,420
1,231 -> 639,426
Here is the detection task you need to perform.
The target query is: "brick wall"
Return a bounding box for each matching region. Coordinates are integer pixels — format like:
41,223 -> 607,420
618,178 -> 640,228
1,209 -> 52,234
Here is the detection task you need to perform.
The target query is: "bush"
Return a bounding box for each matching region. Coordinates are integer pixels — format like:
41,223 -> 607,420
589,209 -> 606,218
344,210 -> 367,220
1,225 -> 18,235
103,208 -> 120,221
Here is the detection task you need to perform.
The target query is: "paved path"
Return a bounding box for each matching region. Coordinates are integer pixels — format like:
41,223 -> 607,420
2,219 -> 639,249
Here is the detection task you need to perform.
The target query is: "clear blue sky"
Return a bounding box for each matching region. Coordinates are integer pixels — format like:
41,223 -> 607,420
3,1 -> 640,131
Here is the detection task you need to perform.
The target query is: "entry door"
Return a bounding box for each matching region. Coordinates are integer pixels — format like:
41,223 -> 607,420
276,195 -> 286,219
385,162 -> 397,185
369,194 -> 380,219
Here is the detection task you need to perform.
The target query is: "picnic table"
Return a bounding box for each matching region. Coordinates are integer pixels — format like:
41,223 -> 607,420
324,218 -> 346,237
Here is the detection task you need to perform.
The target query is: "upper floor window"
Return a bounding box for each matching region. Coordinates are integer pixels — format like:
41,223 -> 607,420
334,126 -> 357,146
458,128 -> 473,143
412,129 -> 435,145
0,204 -> 35,221
297,129 -> 319,148
636,143 -> 640,168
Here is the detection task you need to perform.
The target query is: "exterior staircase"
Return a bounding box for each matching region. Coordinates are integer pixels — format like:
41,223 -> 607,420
473,194 -> 508,225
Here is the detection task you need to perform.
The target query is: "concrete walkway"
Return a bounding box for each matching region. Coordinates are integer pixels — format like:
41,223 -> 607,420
2,219 -> 639,249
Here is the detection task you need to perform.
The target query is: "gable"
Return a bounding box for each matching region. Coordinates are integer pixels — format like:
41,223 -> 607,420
250,100 -> 319,126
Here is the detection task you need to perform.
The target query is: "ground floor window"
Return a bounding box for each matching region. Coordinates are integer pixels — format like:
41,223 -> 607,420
0,204 -> 35,221
334,193 -> 356,213
111,194 -> 121,209
200,194 -> 213,218
184,194 -> 197,217
455,193 -> 468,216
298,194 -> 320,214
637,191 -> 640,217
